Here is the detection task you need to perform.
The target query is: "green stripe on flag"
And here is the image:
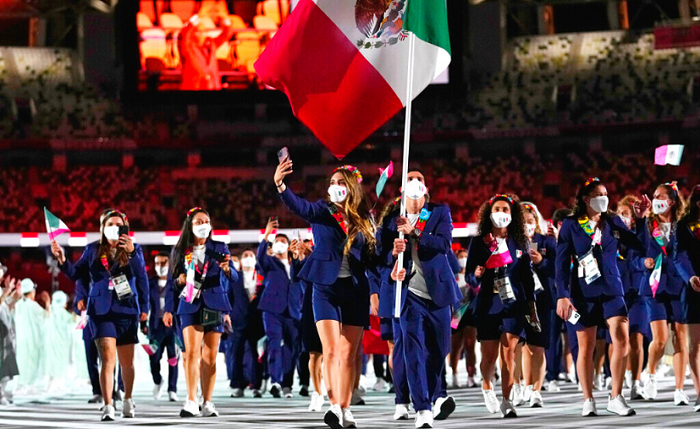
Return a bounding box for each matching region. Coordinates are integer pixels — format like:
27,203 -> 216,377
403,0 -> 451,55
44,207 -> 61,229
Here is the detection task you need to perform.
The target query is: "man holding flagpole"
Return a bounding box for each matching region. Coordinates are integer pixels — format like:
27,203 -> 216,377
383,170 -> 461,428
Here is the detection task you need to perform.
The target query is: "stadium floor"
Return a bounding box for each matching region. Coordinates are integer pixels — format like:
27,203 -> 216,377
0,369 -> 697,429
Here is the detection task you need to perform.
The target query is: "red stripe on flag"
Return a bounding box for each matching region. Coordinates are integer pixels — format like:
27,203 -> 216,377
255,0 -> 403,159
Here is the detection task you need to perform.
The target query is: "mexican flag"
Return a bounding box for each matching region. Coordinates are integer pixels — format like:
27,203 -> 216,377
255,0 -> 451,159
44,207 -> 70,241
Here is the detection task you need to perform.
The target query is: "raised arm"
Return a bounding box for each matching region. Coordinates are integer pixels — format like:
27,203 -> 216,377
274,157 -> 328,223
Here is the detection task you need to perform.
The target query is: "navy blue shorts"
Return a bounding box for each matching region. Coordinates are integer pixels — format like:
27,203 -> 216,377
572,294 -> 627,331
380,317 -> 394,341
476,307 -> 525,342
313,278 -> 369,327
179,310 -> 225,334
648,293 -> 684,324
90,313 -> 139,346
524,306 -> 550,349
627,293 -> 650,336
683,286 -> 700,324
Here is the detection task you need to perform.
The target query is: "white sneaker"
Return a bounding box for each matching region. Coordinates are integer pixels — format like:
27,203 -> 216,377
342,408 -> 356,428
88,394 -> 104,405
529,391 -> 543,408
101,404 -> 115,421
433,396 -> 455,420
394,404 -> 410,420
567,365 -> 577,383
522,385 -> 533,403
607,394 -> 635,416
122,398 -> 136,418
466,376 -> 476,388
180,399 -> 201,417
630,381 -> 645,400
547,380 -> 560,392
373,378 -> 387,391
582,398 -> 597,417
644,374 -> 658,400
694,397 -> 700,412
283,387 -> 294,399
350,388 -> 365,406
202,401 -> 219,417
324,404 -> 343,429
168,391 -> 178,402
270,383 -> 282,398
451,374 -> 460,388
308,392 -> 324,412
605,376 -> 612,390
510,383 -> 525,407
594,373 -> 604,391
153,382 -> 164,400
415,410 -> 433,428
231,388 -> 244,398
625,370 -> 633,389
500,399 -> 517,418
674,389 -> 690,406
482,390 -> 499,414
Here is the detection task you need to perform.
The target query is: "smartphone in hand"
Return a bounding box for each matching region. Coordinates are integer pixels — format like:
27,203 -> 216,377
205,248 -> 227,263
118,225 -> 130,237
277,147 -> 289,163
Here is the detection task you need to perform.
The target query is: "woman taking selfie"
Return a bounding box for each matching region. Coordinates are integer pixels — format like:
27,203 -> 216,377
163,207 -> 236,418
51,209 -> 148,421
274,156 -> 376,429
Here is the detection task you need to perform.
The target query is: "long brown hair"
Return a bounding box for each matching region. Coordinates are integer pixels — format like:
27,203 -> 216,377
648,182 -> 686,233
477,194 -> 528,248
331,168 -> 376,255
97,209 -> 130,267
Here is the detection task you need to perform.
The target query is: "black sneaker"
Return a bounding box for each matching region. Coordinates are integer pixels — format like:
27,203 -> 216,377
299,385 -> 309,397
253,390 -> 263,398
270,384 -> 281,398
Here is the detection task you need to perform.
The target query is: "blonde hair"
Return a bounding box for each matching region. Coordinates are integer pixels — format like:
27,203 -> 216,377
331,169 -> 376,255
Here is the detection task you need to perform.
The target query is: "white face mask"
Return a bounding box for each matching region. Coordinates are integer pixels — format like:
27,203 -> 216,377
620,216 -> 632,228
405,179 -> 427,200
272,241 -> 289,255
525,223 -> 537,237
458,257 -> 467,268
652,199 -> 670,215
192,223 -> 211,239
490,212 -> 512,229
232,261 -> 241,271
104,225 -> 120,241
241,256 -> 257,268
588,196 -> 609,213
155,265 -> 169,278
328,185 -> 347,203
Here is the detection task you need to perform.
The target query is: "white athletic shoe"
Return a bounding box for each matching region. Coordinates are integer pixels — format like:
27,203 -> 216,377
122,398 -> 136,418
482,390 -> 499,414
101,404 -> 115,421
153,382 -> 164,400
522,385 -> 533,404
283,387 -> 294,399
324,404 -> 343,429
270,383 -> 282,398
88,394 -> 104,405
625,370 -> 633,390
168,391 -> 178,402
582,398 -> 598,417
547,380 -> 560,392
466,376 -> 476,388
342,408 -> 356,428
202,401 -> 219,417
451,374 -> 460,389
630,381 -> 645,400
644,374 -> 658,400
180,399 -> 201,417
694,397 -> 700,412
308,392 -> 324,412
529,391 -> 543,408
415,410 -> 433,428
674,389 -> 690,406
510,383 -> 525,407
373,378 -> 387,392
500,399 -> 517,418
594,373 -> 604,391
433,396 -> 455,420
394,404 -> 410,421
607,394 -> 635,416
605,376 -> 612,390
350,388 -> 365,406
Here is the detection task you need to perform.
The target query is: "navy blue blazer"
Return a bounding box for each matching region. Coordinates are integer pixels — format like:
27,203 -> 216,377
148,276 -> 171,332
640,220 -> 695,297
381,203 -> 462,310
164,239 -> 236,315
277,187 -> 374,289
256,240 -> 303,320
556,214 -> 645,299
677,219 -> 700,276
227,269 -> 253,329
467,235 -> 535,315
617,239 -> 647,297
531,233 -> 557,308
61,241 -> 149,317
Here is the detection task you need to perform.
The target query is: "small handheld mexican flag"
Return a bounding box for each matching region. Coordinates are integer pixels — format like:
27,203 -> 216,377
44,207 -> 70,241
376,161 -> 394,197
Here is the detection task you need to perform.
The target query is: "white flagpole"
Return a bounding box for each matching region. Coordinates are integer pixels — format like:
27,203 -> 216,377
394,32 -> 415,319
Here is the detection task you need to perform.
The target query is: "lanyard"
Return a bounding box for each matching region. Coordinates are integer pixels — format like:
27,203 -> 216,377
578,216 -> 601,247
100,255 -> 116,289
328,204 -> 348,235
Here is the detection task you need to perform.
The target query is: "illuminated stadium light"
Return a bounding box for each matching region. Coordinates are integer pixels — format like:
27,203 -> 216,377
20,233 -> 40,248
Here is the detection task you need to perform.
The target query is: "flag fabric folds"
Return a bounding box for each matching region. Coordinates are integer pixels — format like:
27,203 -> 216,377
654,144 -> 684,166
44,208 -> 70,241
